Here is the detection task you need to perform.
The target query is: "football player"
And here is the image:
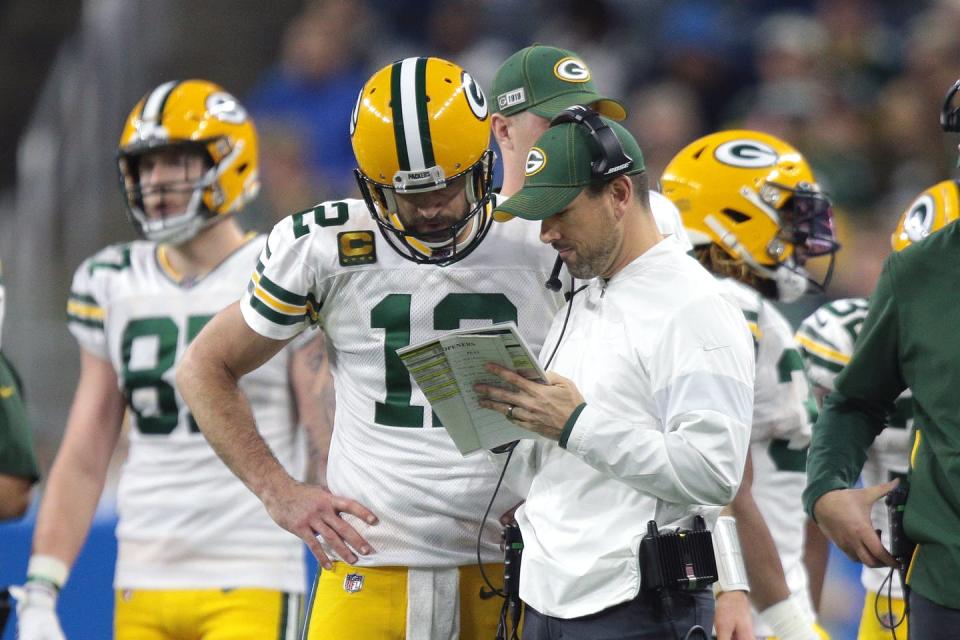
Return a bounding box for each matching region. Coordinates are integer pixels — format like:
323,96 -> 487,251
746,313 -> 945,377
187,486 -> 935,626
796,181 -> 959,639
13,80 -> 326,639
662,130 -> 839,640
177,57 -> 567,639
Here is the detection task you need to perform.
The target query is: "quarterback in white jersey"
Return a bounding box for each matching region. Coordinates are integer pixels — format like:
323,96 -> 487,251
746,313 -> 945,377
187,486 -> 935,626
243,196 -> 559,568
662,130 -> 840,640
15,81 -> 315,640
179,58 -> 570,640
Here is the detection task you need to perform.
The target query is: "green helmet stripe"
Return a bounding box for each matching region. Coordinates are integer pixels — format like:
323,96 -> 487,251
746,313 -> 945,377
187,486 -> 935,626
414,57 -> 435,169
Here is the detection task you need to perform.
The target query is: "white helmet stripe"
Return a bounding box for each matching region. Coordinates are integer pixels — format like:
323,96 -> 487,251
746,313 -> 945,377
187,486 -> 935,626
140,80 -> 179,124
399,58 -> 427,171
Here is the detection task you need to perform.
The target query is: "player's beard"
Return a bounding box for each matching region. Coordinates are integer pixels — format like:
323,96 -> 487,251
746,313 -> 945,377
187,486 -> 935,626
562,226 -> 619,279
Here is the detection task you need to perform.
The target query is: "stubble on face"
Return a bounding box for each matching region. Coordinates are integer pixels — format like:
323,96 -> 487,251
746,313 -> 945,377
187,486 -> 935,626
393,178 -> 470,240
553,195 -> 620,279
563,224 -> 618,279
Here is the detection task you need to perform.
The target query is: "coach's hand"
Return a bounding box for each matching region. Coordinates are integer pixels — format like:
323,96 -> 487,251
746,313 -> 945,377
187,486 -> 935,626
813,480 -> 899,568
11,581 -> 66,640
475,364 -> 584,442
262,479 -> 378,569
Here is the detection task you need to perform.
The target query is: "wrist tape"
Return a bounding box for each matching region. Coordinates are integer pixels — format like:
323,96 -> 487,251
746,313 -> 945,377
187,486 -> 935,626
761,594 -> 818,640
26,554 -> 69,590
712,516 -> 749,592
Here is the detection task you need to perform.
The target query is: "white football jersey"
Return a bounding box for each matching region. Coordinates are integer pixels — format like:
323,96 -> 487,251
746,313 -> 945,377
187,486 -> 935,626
241,198 -> 564,567
718,278 -> 817,634
796,298 -> 912,597
66,236 -> 305,592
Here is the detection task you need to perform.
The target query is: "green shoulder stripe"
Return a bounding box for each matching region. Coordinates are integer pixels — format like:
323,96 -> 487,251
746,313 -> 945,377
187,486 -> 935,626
257,272 -> 308,306
67,314 -> 104,330
799,348 -> 845,373
250,297 -> 305,326
68,291 -> 98,305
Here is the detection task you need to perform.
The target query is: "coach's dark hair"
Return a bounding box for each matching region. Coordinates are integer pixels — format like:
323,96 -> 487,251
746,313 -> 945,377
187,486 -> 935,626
585,171 -> 650,210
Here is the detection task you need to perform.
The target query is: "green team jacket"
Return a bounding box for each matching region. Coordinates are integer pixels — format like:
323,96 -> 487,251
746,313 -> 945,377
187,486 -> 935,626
803,221 -> 960,608
0,351 -> 39,482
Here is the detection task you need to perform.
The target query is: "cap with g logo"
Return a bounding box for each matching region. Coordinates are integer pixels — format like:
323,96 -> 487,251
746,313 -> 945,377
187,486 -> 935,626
491,45 -> 627,120
493,116 -> 644,221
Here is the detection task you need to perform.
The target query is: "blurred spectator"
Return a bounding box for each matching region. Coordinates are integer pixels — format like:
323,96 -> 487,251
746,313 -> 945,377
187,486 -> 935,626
246,0 -> 372,212
655,1 -> 751,131
423,1 -> 511,92
245,119 -> 323,228
731,12 -> 877,224
531,0 -> 630,102
625,81 -> 705,185
871,77 -> 945,219
813,0 -> 901,102
902,1 -> 960,111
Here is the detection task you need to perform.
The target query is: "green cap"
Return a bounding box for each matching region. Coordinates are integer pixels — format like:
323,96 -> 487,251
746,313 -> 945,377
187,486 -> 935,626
493,116 -> 644,221
491,45 -> 627,120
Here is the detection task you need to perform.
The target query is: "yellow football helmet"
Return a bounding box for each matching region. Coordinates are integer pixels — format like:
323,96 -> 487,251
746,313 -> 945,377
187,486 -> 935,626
891,180 -> 960,251
661,130 -> 839,302
118,79 -> 259,244
351,57 -> 494,265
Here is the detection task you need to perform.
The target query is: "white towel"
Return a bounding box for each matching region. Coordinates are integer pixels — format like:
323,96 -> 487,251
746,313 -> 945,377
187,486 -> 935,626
405,566 -> 461,640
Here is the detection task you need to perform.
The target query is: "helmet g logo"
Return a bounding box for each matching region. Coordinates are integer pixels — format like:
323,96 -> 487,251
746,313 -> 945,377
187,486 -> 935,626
553,57 -> 591,83
206,92 -> 248,125
525,147 -> 547,176
714,140 -> 778,168
903,194 -> 935,243
462,72 -> 488,120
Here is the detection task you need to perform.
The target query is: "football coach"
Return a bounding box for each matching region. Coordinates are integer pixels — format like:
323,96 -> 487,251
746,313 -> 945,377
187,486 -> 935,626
474,107 -> 756,639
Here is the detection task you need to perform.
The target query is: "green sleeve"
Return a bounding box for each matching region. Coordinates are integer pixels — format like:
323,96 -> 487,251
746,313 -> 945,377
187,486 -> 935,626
803,256 -> 905,517
0,352 -> 40,482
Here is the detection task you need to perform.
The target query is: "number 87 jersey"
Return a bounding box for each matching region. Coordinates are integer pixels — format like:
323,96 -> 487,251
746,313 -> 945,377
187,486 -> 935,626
242,197 -> 564,568
66,236 -> 305,591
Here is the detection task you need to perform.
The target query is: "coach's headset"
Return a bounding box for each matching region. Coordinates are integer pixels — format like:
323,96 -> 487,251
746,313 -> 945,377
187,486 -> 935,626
551,105 -> 635,178
543,105 -> 636,292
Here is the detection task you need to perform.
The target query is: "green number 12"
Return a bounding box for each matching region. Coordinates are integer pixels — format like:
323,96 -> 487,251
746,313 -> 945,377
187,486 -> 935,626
370,293 -> 517,428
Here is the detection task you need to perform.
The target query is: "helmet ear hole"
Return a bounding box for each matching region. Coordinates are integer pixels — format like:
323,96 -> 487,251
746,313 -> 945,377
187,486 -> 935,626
721,209 -> 750,224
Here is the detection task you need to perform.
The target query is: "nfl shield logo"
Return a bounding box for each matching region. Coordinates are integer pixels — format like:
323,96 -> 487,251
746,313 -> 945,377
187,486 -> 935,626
343,572 -> 365,593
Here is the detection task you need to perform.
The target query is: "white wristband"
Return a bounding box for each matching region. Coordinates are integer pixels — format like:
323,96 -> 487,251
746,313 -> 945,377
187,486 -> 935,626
712,516 -> 749,592
27,554 -> 70,589
760,594 -> 818,640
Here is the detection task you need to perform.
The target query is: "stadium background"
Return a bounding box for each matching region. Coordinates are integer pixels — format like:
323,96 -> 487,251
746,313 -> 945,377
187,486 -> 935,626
1,0 -> 956,636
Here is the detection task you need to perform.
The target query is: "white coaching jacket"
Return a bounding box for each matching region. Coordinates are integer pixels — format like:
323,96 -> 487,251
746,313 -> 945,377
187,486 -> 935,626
502,239 -> 755,618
